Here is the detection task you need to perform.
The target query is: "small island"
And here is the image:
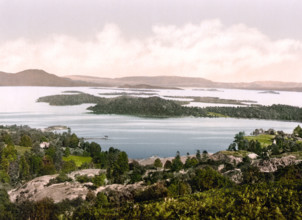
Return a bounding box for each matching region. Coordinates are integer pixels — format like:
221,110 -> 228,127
259,90 -> 280,94
164,95 -> 257,105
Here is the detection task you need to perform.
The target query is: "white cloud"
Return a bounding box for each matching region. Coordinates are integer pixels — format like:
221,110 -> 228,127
1,20 -> 302,82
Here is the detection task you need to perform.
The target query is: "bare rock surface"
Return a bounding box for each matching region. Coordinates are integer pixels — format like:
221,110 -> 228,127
252,156 -> 302,172
8,169 -> 102,203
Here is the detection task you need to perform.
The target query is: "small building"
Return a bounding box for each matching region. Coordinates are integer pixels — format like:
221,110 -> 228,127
40,142 -> 50,149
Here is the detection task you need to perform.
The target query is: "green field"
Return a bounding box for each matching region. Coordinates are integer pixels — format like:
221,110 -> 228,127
62,155 -> 92,167
245,134 -> 275,147
15,145 -> 31,155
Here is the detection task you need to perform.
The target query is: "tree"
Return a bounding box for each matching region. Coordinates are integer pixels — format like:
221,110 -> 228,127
293,125 -> 302,137
30,198 -> 58,220
164,160 -> 172,170
191,167 -> 233,192
184,157 -> 198,169
202,150 -> 208,160
154,158 -> 163,168
20,135 -> 32,147
196,150 -> 201,161
93,173 -> 106,187
61,160 -> 77,173
0,170 -> 10,183
111,151 -> 129,183
64,147 -> 71,157
96,192 -> 109,208
70,133 -> 79,148
19,155 -> 30,180
171,151 -> 183,172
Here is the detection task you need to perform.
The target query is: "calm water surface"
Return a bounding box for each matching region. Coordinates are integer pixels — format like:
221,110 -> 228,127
0,87 -> 301,158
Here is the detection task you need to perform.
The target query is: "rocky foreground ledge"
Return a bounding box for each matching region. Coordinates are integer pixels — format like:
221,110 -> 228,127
9,152 -> 301,203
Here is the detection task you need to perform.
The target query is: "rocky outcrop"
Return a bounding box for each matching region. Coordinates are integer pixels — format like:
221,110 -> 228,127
210,152 -> 243,165
252,156 -> 302,172
8,169 -> 102,203
223,169 -> 243,184
8,169 -> 144,204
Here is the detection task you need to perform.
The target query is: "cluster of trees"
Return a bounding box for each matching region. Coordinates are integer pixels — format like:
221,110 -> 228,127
88,96 -> 207,117
37,93 -> 103,106
0,125 -> 130,186
228,126 -> 302,157
206,104 -> 302,122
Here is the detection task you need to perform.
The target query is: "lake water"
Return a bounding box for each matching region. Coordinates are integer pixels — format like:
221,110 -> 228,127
0,87 -> 301,158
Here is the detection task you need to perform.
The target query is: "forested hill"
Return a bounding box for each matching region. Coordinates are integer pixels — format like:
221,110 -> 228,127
38,93 -> 302,122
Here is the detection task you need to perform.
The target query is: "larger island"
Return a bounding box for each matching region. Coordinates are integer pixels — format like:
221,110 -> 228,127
37,93 -> 302,122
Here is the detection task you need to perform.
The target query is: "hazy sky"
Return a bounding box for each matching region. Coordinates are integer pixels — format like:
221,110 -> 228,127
1,0 -> 302,82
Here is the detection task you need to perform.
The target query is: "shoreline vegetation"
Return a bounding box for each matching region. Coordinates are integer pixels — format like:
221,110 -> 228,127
37,93 -> 302,122
1,124 -> 302,219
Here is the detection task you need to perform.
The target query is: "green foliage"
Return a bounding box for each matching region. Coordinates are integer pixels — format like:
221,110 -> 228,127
191,167 -> 233,192
171,152 -> 183,172
76,175 -> 93,183
184,157 -> 198,169
293,125 -> 302,137
62,155 -> 92,167
92,173 -> 106,187
164,160 -> 172,170
122,181 -> 302,219
110,151 -> 129,184
14,145 -> 31,155
129,160 -> 145,184
30,198 -> 58,220
245,134 -> 275,147
37,93 -> 102,105
19,155 -> 30,180
135,182 -> 168,202
89,96 -> 206,118
20,135 -> 32,147
154,158 -> 163,168
206,104 -> 302,122
39,155 -> 56,175
61,160 -> 77,173
64,147 -> 70,157
0,170 -> 10,183
47,173 -> 72,186
168,181 -> 192,197
96,192 -> 109,207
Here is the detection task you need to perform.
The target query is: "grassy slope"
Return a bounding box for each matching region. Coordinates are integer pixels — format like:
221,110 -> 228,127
62,155 -> 92,167
245,134 -> 275,147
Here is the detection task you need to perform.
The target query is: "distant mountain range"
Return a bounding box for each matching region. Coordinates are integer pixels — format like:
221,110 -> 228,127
0,69 -> 301,92
0,69 -> 97,86
67,74 -> 302,92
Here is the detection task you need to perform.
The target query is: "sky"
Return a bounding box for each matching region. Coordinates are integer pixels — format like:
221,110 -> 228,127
0,0 -> 302,82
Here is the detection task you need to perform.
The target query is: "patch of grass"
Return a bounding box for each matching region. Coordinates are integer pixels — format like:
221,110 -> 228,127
245,134 -> 275,147
15,145 -> 31,155
62,155 -> 92,167
219,150 -> 250,157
